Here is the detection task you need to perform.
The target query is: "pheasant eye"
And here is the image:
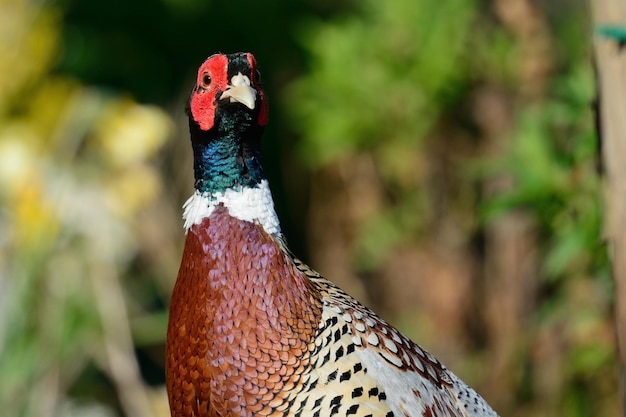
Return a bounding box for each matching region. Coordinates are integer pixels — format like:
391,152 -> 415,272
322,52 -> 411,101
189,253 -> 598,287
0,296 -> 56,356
201,73 -> 212,88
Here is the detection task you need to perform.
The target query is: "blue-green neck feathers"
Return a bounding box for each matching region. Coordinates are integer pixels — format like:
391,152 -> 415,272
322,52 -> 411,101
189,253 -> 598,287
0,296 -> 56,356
190,109 -> 265,195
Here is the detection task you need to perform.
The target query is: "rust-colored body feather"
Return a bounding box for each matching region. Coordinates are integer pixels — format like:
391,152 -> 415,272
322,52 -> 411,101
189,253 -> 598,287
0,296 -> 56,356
167,208 -> 321,416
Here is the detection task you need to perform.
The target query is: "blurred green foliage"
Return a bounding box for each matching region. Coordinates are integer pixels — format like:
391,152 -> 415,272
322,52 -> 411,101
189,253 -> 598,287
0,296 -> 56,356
0,0 -> 617,416
483,64 -> 614,417
289,0 -> 477,268
486,64 -> 607,282
291,0 -> 475,165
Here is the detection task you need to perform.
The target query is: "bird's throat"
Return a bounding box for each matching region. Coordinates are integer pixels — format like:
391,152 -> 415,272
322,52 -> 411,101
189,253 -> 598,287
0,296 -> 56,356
184,113 -> 279,235
192,135 -> 262,196
190,108 -> 264,195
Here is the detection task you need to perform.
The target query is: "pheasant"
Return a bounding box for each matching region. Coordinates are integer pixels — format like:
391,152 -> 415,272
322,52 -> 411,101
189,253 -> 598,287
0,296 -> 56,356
166,52 -> 499,417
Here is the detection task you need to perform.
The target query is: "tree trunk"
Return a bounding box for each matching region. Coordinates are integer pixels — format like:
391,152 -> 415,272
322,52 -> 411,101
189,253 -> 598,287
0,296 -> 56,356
592,1 -> 626,414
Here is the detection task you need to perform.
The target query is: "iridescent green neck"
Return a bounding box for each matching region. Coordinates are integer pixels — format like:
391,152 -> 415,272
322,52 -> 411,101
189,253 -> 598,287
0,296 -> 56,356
190,109 -> 264,195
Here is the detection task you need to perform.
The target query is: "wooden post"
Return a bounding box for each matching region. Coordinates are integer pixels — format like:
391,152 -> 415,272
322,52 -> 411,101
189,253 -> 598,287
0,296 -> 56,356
593,0 -> 626,414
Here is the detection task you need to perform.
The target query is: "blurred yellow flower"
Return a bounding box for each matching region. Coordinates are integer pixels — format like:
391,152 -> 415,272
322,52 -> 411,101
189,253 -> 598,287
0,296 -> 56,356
105,164 -> 163,218
96,101 -> 173,168
13,176 -> 59,249
0,1 -> 58,113
0,136 -> 37,197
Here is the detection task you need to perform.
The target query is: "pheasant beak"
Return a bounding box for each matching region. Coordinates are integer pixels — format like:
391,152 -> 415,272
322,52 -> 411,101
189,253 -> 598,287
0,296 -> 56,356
220,72 -> 257,110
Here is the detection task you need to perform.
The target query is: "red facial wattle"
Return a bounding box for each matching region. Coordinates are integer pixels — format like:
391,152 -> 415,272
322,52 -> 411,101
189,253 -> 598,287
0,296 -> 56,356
245,53 -> 268,127
190,53 -> 268,131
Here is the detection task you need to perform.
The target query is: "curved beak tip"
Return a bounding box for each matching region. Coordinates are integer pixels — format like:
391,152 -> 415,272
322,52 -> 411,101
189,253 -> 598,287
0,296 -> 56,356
220,73 -> 257,110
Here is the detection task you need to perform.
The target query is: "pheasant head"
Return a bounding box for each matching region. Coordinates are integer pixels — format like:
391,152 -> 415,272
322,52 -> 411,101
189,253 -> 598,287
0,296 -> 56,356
183,52 -> 277,235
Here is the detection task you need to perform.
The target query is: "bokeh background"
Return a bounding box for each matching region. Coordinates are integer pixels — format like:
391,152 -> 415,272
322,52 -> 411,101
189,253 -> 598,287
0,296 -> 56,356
0,0 -> 619,416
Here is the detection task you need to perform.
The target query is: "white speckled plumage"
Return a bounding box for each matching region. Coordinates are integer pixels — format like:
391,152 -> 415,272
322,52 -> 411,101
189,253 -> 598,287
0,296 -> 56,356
286,257 -> 500,417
